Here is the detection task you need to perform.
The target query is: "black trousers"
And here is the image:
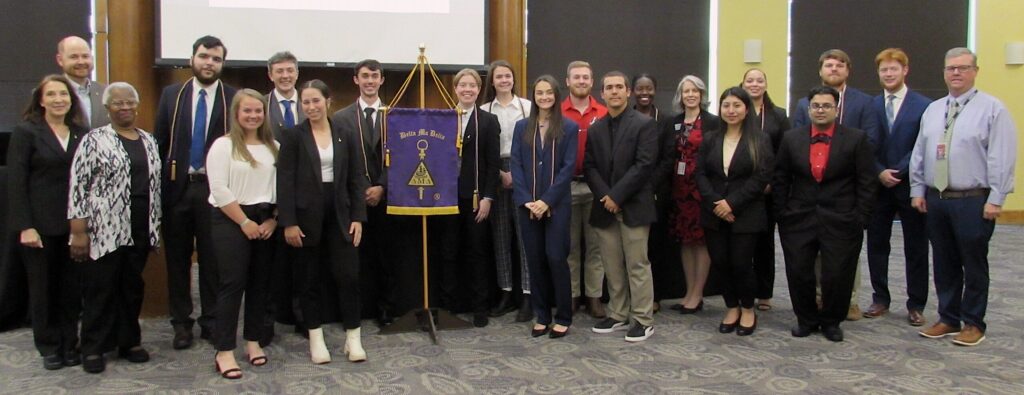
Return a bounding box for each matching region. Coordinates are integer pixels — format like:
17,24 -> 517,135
210,204 -> 274,351
299,182 -> 361,330
23,233 -> 80,357
360,202 -> 398,315
436,198 -> 494,314
163,180 -> 218,331
705,226 -> 758,309
866,187 -> 929,311
80,197 -> 149,356
753,195 -> 777,300
781,227 -> 861,328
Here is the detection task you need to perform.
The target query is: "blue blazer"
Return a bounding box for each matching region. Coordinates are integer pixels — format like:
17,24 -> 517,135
510,117 -> 579,212
868,89 -> 932,180
792,86 -> 879,148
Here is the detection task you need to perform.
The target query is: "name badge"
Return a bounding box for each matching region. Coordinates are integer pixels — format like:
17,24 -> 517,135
674,123 -> 682,131
676,160 -> 687,176
936,143 -> 947,160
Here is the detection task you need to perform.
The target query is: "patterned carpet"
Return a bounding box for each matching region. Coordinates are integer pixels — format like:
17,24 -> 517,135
1,225 -> 1023,394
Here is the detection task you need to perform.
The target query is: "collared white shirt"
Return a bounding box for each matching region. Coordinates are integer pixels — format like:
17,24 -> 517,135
459,104 -> 475,136
883,84 -> 909,120
481,96 -> 531,158
359,97 -> 381,125
190,79 -> 220,172
66,76 -> 92,125
274,89 -> 298,122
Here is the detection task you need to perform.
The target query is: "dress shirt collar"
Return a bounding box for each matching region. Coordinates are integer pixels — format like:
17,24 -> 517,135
884,84 -> 908,101
274,89 -> 297,102
192,78 -> 220,98
65,75 -> 90,94
810,123 -> 836,138
359,96 -> 381,111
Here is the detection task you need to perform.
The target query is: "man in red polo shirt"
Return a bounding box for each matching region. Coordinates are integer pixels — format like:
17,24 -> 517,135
561,60 -> 608,318
773,86 -> 876,342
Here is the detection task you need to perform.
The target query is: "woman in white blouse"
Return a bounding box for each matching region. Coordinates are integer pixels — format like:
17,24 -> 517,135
207,89 -> 280,379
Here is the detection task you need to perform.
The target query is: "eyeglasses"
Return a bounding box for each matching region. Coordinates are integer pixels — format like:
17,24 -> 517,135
810,103 -> 836,111
109,100 -> 139,108
943,65 -> 976,73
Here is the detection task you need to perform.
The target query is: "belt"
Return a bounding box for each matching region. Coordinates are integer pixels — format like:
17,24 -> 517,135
930,187 -> 989,200
187,173 -> 207,183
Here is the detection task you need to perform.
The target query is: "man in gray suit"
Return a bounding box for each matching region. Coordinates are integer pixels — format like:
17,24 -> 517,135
56,36 -> 109,129
265,51 -> 303,139
585,71 -> 659,342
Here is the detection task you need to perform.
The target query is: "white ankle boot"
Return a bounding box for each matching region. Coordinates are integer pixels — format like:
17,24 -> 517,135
309,328 -> 331,364
344,327 -> 367,362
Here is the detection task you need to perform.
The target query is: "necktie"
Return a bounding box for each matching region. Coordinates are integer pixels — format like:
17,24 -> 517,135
886,94 -> 896,129
934,100 -> 960,191
191,89 -> 208,170
363,107 -> 376,130
282,99 -> 295,128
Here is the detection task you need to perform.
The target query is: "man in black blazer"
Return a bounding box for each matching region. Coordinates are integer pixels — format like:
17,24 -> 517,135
330,59 -> 400,327
791,48 -> 880,321
774,86 -> 876,342
584,71 -> 659,342
265,51 -> 304,139
864,49 -> 932,326
154,35 -> 237,350
56,36 -> 109,129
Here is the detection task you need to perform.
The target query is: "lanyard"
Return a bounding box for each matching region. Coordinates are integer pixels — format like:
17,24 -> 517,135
944,90 -> 978,131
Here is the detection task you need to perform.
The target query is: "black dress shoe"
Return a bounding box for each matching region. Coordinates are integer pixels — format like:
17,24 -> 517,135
822,325 -> 844,342
118,346 -> 150,363
43,354 -> 64,370
531,326 -> 550,338
173,326 -> 194,350
489,291 -> 517,317
515,296 -> 534,322
473,312 -> 489,328
791,324 -> 817,338
63,350 -> 81,367
679,300 -> 704,315
549,326 -> 569,339
736,315 -> 758,336
719,318 -> 739,334
82,354 -> 105,374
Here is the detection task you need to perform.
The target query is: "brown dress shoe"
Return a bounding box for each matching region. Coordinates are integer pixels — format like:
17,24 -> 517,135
919,322 -> 961,338
907,310 -> 926,327
952,325 -> 985,346
587,297 -> 607,319
846,305 -> 862,321
862,304 -> 889,318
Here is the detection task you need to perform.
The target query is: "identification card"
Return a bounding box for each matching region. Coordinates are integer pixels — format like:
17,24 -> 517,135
676,160 -> 687,175
674,123 -> 682,131
936,143 -> 947,160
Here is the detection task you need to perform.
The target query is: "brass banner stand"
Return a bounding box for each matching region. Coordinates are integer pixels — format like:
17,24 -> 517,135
379,45 -> 472,343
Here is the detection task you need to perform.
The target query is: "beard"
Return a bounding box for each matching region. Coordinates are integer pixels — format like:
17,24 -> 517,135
569,85 -> 591,99
192,64 -> 221,85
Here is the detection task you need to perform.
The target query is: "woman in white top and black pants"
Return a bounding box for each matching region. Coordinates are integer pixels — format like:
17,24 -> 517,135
208,89 -> 280,379
277,80 -> 368,364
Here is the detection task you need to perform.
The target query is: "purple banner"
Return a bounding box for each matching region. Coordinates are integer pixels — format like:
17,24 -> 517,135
385,108 -> 460,215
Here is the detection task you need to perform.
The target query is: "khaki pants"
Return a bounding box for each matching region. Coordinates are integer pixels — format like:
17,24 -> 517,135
594,213 -> 654,326
569,181 -> 604,298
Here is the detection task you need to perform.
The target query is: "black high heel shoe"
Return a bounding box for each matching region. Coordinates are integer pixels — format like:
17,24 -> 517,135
549,325 -> 569,339
719,317 -> 739,333
737,314 -> 758,336
679,300 -> 704,315
531,325 -> 550,338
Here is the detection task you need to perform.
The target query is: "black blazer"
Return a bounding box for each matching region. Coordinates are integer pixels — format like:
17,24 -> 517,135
652,110 -> 721,193
695,130 -> 774,233
772,124 -> 877,239
6,121 -> 87,236
331,102 -> 386,189
759,105 -> 791,154
583,108 -> 659,228
458,107 -> 501,201
276,120 -> 369,246
154,79 -> 237,206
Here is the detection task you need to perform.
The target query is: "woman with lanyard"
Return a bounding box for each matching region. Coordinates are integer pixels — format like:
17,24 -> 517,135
207,89 -> 279,379
695,87 -> 774,336
277,80 -> 368,364
69,82 -> 162,374
510,75 -> 578,338
740,68 -> 791,312
434,69 -> 501,327
7,75 -> 88,370
480,60 -> 533,319
654,75 -> 720,314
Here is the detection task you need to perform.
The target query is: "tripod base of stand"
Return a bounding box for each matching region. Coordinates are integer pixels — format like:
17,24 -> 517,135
379,307 -> 473,343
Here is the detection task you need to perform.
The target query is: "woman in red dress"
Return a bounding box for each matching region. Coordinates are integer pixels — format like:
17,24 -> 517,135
657,75 -> 719,313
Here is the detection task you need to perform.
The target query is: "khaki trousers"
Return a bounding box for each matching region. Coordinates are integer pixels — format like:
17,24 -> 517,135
594,213 -> 654,326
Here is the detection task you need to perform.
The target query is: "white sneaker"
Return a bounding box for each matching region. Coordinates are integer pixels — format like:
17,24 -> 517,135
592,318 -> 628,334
